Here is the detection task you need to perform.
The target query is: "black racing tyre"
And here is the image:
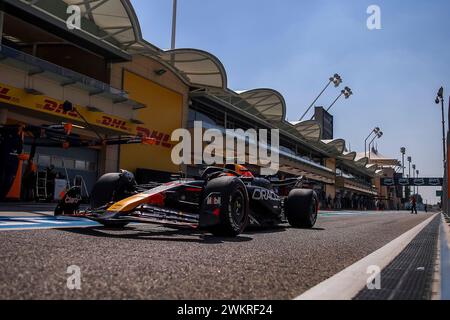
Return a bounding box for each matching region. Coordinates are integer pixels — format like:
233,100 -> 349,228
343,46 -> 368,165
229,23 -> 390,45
285,189 -> 318,228
90,172 -> 136,209
203,176 -> 249,237
90,173 -> 122,209
54,204 -> 63,216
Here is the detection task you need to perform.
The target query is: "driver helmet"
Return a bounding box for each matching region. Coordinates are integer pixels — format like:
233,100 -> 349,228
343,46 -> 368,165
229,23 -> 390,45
120,169 -> 137,185
235,165 -> 254,178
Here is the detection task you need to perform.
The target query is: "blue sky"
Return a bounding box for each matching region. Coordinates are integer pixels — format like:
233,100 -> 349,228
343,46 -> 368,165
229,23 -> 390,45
130,0 -> 450,204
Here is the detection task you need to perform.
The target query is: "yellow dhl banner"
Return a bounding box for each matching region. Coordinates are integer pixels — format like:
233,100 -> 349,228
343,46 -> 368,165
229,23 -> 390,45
0,82 -> 174,149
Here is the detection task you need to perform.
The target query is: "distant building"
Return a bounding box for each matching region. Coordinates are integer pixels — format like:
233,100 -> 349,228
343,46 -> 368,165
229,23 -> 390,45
357,148 -> 402,210
314,107 -> 334,140
0,0 -> 383,206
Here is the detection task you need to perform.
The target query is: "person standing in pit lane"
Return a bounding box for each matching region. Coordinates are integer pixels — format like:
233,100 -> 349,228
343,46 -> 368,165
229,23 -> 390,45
411,195 -> 418,214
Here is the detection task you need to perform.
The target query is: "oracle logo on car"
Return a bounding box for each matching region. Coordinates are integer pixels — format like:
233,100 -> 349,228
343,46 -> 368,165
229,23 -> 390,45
252,189 -> 279,201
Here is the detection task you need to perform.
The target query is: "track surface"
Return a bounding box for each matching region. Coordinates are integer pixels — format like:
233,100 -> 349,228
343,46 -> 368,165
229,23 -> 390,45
0,211 -> 434,300
354,215 -> 440,300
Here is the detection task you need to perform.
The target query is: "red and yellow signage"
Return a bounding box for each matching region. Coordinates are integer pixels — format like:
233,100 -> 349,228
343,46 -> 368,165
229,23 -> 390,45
120,71 -> 184,173
0,82 -> 133,133
0,82 -> 174,149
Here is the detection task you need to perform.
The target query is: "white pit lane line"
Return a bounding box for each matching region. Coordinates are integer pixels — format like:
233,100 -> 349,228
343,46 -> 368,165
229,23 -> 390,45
295,213 -> 439,300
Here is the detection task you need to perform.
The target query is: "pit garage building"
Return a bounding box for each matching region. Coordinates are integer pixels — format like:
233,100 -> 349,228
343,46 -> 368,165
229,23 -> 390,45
0,0 -> 388,208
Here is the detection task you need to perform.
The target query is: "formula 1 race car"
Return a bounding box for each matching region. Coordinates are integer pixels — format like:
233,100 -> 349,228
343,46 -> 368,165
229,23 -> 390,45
55,165 -> 319,237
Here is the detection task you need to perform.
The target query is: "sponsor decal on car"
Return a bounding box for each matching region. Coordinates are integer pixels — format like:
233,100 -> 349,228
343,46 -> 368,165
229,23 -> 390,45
64,194 -> 82,204
252,189 -> 279,201
206,193 -> 222,206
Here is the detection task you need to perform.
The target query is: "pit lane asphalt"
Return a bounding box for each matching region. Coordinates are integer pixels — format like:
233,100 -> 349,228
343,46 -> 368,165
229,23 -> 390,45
0,211 -> 434,300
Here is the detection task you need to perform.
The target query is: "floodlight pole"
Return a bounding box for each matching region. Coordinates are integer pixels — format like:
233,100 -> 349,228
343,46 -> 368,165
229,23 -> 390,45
436,87 -> 447,213
440,93 -> 446,169
299,79 -> 333,122
326,91 -> 344,113
444,95 -> 448,214
408,157 -> 412,185
171,0 -> 178,50
365,132 -> 375,158
368,135 -> 378,160
401,151 -> 405,177
309,91 -> 344,121
365,128 -> 380,158
401,147 -> 406,201
416,170 -> 420,198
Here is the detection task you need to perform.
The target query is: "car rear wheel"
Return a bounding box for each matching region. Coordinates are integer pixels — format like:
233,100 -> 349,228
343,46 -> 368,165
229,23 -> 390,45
203,176 -> 249,237
286,189 -> 318,228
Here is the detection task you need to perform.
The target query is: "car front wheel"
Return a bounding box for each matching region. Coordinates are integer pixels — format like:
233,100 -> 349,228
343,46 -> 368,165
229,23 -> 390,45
285,189 -> 318,228
202,176 -> 249,237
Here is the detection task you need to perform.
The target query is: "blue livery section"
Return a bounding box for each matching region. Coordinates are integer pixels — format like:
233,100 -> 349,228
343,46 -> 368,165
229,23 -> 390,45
0,216 -> 100,231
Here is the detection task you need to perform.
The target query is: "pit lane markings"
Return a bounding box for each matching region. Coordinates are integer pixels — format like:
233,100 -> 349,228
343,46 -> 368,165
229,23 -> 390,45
441,214 -> 450,300
319,211 -> 380,217
0,216 -> 101,231
295,213 -> 438,300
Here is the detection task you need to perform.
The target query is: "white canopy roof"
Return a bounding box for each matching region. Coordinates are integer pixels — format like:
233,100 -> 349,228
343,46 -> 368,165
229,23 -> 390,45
365,164 -> 378,173
354,156 -> 369,167
321,139 -> 346,155
14,0 -> 156,54
158,49 -> 228,89
238,89 -> 286,122
289,120 -> 321,142
63,0 -> 142,49
340,151 -> 357,161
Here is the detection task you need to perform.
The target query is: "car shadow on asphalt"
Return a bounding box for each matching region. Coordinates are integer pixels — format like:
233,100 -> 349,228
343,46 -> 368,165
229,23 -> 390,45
295,227 -> 326,231
245,225 -> 325,233
58,226 -> 253,244
244,225 -> 287,235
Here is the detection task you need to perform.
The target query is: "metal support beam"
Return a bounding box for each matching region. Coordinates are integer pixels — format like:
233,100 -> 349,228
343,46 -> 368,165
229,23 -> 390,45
0,107 -> 7,125
113,97 -> 128,104
0,11 -> 4,48
28,68 -> 44,76
61,80 -> 77,87
89,89 -> 104,96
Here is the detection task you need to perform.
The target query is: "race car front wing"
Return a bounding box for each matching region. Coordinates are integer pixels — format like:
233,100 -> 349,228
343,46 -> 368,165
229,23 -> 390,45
88,205 -> 201,227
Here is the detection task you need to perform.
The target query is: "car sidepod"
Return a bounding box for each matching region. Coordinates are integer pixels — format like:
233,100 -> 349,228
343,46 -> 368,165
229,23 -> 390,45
246,185 -> 283,226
